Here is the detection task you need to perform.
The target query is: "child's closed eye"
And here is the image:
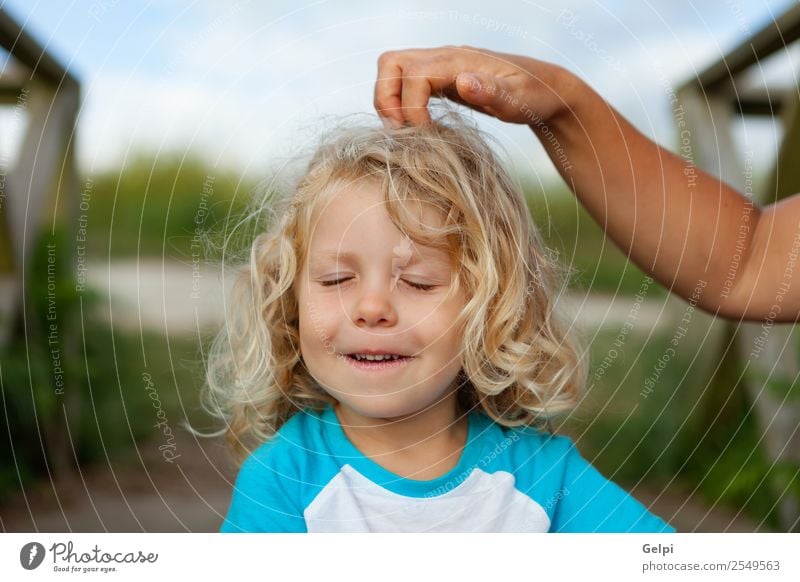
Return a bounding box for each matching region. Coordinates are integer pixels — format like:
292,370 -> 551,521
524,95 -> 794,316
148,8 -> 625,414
319,278 -> 437,292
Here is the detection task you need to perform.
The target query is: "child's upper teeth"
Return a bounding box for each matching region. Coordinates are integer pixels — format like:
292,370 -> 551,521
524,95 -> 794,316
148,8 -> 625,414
355,354 -> 400,361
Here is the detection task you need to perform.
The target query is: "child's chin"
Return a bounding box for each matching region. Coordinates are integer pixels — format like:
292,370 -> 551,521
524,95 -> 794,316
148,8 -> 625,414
343,397 -> 423,422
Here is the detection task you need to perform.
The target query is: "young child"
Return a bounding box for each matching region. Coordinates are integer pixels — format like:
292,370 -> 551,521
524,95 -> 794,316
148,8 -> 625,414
204,107 -> 675,533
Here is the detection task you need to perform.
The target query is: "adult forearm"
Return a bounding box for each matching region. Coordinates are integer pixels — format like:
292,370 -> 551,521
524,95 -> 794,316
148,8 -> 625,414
372,46 -> 797,321
533,75 -> 760,316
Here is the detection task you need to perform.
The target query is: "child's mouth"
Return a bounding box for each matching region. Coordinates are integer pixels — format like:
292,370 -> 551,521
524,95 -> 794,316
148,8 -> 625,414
343,354 -> 413,370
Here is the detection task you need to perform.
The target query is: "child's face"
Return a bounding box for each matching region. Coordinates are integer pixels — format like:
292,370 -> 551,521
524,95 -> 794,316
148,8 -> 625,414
296,180 -> 467,420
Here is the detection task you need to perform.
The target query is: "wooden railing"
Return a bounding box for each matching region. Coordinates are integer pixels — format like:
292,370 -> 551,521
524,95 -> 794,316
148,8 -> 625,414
676,4 -> 800,531
0,8 -> 79,348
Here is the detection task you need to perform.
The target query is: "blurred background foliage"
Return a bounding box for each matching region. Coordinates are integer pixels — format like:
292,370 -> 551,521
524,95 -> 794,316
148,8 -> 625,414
566,322 -> 798,529
0,223 -> 206,495
1,152 -> 795,531
1,154 -> 248,498
87,154 -> 255,259
523,180 -> 668,296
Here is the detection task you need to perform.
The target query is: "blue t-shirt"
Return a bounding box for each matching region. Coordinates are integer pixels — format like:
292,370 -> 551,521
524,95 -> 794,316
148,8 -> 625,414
220,403 -> 675,533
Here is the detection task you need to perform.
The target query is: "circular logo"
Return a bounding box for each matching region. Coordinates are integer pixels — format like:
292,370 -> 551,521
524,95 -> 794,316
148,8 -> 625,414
19,542 -> 46,570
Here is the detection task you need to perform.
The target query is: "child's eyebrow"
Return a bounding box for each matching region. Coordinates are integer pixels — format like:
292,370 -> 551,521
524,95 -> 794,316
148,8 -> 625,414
310,249 -> 447,267
311,250 -> 358,262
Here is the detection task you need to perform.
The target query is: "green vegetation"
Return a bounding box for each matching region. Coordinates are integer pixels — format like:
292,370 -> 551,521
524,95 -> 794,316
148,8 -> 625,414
84,155 -> 658,296
523,180 -> 667,296
2,156 -> 795,530
86,154 -> 256,259
0,227 -> 208,497
1,153 -> 252,499
563,320 -> 798,531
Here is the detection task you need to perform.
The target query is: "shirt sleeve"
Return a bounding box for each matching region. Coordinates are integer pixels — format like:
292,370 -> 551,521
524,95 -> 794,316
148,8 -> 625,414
219,447 -> 308,533
549,438 -> 676,533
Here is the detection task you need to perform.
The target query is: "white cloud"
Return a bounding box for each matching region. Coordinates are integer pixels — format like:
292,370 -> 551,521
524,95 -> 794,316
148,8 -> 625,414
63,0 -> 797,184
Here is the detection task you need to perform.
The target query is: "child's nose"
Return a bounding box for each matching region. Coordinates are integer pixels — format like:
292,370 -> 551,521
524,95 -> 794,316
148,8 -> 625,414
351,283 -> 399,327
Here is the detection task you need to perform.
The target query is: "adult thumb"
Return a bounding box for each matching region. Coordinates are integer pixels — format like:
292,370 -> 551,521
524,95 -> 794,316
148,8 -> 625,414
455,72 -> 502,107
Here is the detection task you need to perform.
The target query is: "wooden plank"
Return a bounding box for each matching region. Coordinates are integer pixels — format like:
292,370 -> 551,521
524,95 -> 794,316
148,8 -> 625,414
0,8 -> 78,88
688,4 -> 800,93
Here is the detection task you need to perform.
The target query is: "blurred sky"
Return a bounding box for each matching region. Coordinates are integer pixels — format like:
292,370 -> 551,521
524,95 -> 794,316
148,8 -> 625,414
0,0 -> 798,181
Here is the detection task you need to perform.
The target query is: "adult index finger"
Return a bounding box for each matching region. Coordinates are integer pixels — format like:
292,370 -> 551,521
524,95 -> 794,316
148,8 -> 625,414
400,72 -> 434,126
374,52 -> 405,128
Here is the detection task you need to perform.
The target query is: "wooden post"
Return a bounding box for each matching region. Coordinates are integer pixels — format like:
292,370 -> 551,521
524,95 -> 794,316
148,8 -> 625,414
0,7 -> 82,494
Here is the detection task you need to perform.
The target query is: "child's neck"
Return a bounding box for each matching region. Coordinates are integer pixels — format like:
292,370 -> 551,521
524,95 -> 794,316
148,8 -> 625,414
333,392 -> 469,481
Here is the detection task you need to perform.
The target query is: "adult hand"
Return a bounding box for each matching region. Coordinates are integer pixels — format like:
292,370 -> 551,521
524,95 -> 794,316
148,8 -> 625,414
373,45 -> 800,322
374,45 -> 578,128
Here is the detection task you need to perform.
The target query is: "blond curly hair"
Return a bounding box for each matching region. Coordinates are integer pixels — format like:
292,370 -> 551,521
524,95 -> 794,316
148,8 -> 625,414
197,106 -> 585,465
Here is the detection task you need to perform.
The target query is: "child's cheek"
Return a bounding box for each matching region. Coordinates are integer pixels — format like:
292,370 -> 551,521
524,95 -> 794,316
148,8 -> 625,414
299,294 -> 344,338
